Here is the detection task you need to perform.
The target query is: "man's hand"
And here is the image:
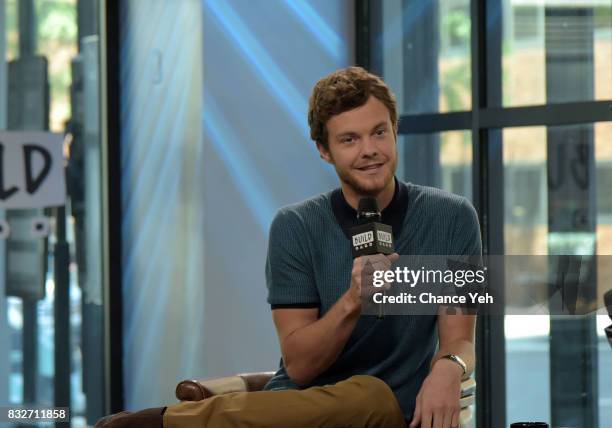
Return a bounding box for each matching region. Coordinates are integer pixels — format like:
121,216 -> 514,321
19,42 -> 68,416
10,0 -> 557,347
409,358 -> 463,428
345,253 -> 399,313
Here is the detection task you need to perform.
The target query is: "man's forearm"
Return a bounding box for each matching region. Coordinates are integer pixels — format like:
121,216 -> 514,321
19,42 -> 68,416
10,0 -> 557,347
282,291 -> 360,386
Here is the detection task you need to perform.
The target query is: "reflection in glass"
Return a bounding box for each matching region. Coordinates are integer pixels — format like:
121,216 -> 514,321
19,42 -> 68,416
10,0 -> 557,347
502,0 -> 612,106
373,0 -> 471,114
503,123 -> 612,424
400,131 -> 472,200
2,0 -> 103,426
504,127 -> 551,423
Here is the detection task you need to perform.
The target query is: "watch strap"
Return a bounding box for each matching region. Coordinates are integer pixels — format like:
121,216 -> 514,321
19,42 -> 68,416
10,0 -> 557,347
440,353 -> 467,376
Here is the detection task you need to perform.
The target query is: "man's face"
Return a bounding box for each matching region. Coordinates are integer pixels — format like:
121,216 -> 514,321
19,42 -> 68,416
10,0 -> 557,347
318,96 -> 397,196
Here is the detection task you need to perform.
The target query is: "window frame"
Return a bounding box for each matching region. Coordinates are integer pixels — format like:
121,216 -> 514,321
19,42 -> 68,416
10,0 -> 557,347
356,1 -> 612,426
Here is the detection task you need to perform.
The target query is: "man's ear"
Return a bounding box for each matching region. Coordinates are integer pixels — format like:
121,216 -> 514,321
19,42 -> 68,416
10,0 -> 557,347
316,142 -> 333,164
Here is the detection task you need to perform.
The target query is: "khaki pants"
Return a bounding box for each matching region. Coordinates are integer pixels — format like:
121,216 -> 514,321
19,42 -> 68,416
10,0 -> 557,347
164,375 -> 407,428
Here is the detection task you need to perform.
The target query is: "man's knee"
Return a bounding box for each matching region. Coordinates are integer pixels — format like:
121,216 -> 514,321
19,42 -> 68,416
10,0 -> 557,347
348,375 -> 395,404
342,375 -> 404,425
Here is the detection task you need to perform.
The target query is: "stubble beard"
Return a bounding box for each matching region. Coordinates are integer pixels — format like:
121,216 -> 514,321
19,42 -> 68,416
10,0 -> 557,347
335,157 -> 397,197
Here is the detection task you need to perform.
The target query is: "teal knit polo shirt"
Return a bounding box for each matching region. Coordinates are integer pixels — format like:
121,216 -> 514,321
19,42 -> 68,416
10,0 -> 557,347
263,180 -> 482,421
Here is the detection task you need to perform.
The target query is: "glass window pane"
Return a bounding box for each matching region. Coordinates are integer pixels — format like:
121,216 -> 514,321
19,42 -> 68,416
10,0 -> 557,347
1,0 -> 105,425
595,122 -> 612,424
373,0 -> 471,115
5,0 -> 17,61
399,131 -> 472,199
400,130 -> 474,427
502,1 -> 612,106
504,127 -> 551,424
503,122 -> 612,425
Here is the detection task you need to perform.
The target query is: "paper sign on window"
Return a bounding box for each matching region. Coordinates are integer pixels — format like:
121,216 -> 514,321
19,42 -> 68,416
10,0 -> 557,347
0,131 -> 66,209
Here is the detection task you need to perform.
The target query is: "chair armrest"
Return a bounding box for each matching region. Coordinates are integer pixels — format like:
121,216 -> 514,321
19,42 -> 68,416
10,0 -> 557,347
176,372 -> 276,401
459,377 -> 476,410
459,406 -> 473,427
460,377 -> 475,398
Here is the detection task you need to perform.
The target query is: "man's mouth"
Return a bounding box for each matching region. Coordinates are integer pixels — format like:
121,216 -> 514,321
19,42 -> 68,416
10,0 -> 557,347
357,163 -> 384,171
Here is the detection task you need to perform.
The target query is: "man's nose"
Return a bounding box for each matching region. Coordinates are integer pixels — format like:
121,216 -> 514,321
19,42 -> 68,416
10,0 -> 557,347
360,136 -> 379,157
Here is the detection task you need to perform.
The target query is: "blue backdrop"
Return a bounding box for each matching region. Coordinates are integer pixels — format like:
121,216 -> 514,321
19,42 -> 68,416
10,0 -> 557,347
120,0 -> 354,408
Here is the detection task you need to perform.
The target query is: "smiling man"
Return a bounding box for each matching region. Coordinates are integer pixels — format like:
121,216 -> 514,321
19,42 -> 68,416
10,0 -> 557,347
97,67 -> 480,428
261,67 -> 480,428
321,95 -> 397,203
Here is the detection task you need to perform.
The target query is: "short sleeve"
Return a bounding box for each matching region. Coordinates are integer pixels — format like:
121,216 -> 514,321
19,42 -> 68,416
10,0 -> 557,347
450,198 -> 483,259
265,208 -> 320,308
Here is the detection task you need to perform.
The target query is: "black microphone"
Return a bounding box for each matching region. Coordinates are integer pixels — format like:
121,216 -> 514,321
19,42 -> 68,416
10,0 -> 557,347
357,196 -> 381,224
349,197 -> 394,258
349,197 -> 395,319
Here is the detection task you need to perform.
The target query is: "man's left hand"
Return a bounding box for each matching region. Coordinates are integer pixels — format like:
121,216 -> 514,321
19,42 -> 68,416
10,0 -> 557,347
409,358 -> 463,428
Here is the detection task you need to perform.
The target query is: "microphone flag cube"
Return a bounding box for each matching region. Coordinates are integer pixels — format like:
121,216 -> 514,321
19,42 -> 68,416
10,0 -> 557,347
349,222 -> 394,258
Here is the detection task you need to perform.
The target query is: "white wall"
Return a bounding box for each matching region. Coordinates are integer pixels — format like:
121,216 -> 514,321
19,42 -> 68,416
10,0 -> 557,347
200,0 -> 354,379
120,0 -> 205,409
120,0 -> 354,408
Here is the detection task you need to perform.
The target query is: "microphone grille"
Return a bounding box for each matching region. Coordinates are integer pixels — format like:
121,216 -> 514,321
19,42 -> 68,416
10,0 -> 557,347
357,197 -> 380,217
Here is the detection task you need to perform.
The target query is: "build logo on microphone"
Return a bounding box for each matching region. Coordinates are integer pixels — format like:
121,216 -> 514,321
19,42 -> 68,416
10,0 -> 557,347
352,231 -> 374,250
377,230 -> 393,248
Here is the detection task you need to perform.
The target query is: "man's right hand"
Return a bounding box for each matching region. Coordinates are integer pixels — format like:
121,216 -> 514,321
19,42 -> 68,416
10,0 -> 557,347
274,252 -> 398,386
346,253 -> 399,313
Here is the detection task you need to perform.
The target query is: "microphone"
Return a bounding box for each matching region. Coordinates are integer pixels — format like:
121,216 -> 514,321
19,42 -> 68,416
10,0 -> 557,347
349,197 -> 395,319
357,196 -> 382,225
349,197 -> 394,258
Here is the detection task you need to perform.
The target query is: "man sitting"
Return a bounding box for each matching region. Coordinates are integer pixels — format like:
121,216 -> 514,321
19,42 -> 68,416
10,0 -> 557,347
98,66 -> 480,428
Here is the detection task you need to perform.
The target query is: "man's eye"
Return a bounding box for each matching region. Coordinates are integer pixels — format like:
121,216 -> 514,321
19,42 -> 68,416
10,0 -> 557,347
375,129 -> 387,136
341,137 -> 355,144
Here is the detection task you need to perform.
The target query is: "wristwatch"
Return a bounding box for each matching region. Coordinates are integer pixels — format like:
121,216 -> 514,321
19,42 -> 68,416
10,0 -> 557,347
439,354 -> 467,377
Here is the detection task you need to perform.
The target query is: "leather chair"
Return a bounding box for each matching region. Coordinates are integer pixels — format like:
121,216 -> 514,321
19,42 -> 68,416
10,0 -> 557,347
175,372 -> 476,426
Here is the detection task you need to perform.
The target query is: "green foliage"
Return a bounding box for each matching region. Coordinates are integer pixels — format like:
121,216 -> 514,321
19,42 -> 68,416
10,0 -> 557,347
593,6 -> 612,29
442,9 -> 470,48
4,0 -> 76,58
441,62 -> 470,112
36,0 -> 77,44
5,0 -> 18,58
438,7 -> 471,111
5,0 -> 76,129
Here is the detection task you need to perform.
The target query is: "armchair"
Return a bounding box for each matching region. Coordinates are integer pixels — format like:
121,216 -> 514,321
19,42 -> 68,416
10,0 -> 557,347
176,372 -> 475,426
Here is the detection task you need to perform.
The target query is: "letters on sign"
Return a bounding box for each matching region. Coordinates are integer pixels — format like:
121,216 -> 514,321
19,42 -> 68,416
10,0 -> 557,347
0,132 -> 66,209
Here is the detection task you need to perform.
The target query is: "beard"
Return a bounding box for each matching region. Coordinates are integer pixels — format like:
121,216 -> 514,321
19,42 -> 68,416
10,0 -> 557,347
334,156 -> 397,197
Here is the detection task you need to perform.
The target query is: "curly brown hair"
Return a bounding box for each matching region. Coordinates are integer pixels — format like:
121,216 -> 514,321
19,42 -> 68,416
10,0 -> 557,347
308,66 -> 398,149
